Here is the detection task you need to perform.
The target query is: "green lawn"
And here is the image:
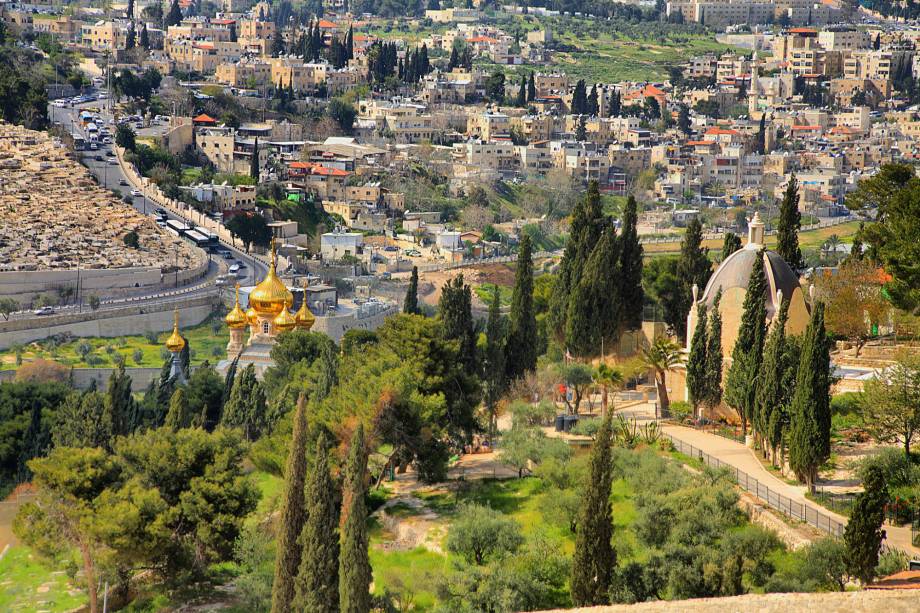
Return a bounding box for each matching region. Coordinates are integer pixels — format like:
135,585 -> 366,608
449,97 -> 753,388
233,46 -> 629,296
0,547 -> 86,612
1,316 -> 229,370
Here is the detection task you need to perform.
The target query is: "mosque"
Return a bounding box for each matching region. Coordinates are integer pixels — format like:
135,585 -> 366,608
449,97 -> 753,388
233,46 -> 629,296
669,212 -> 811,419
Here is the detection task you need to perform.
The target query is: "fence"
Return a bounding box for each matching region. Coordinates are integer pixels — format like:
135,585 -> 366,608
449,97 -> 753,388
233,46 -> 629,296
638,215 -> 856,246
663,433 -> 846,537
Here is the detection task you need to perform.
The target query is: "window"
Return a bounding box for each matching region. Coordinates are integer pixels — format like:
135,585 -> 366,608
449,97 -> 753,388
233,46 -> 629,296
262,322 -> 269,334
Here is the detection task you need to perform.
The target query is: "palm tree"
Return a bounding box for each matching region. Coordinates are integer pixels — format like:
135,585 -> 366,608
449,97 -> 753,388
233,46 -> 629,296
642,337 -> 682,416
593,363 -> 624,416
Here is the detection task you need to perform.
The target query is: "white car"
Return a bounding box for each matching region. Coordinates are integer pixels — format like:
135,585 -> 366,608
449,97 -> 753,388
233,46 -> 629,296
34,306 -> 55,316
131,189 -> 142,197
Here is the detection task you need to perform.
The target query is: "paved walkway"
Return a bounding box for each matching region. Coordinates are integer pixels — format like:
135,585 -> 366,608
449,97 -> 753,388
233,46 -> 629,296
659,419 -> 920,556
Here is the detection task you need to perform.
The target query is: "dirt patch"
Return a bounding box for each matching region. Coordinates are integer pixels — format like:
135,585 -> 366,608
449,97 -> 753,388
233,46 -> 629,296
738,491 -> 822,550
374,495 -> 445,553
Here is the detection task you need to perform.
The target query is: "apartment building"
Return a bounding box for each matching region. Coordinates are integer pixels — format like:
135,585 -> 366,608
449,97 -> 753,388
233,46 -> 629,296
168,39 -> 241,73
844,49 -> 913,82
215,59 -> 272,87
81,20 -> 128,51
467,111 -> 511,140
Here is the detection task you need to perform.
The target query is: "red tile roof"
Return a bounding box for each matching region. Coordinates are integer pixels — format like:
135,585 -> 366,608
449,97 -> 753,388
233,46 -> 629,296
193,113 -> 217,123
705,127 -> 740,136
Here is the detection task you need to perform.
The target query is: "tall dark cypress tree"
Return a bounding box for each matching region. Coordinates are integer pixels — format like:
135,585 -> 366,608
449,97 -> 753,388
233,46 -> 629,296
272,395 -> 310,613
221,355 -> 238,414
438,275 -> 477,376
588,83 -> 599,116
755,297 -> 789,461
339,424 -> 371,613
506,234 -> 537,379
776,174 -> 804,271
755,113 -> 767,154
403,266 -> 420,314
106,363 -> 135,436
548,181 -> 604,343
484,288 -> 505,440
721,232 -> 742,262
139,24 -> 149,50
788,302 -> 831,491
527,71 -> 536,102
686,303 -> 708,412
166,0 -> 182,26
516,74 -> 527,107
843,465 -> 888,585
571,413 -> 616,606
295,434 -> 340,612
250,137 -> 260,180
618,195 -> 644,332
566,223 -> 620,358
704,289 -> 723,411
127,0 -> 134,19
673,217 -> 712,341
724,250 -> 767,436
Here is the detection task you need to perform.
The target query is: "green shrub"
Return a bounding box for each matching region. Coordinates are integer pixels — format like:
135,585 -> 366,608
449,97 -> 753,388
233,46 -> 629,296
669,400 -> 692,421
858,448 -> 920,489
831,392 -> 863,416
876,548 -> 910,577
570,417 -> 601,438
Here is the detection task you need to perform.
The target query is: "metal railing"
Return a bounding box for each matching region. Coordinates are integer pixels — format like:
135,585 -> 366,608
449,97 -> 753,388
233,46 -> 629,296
663,432 -> 846,537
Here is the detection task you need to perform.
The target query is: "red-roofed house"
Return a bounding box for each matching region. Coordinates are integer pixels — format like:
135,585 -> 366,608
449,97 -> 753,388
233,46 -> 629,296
193,113 -> 218,125
288,161 -> 351,200
623,84 -> 668,113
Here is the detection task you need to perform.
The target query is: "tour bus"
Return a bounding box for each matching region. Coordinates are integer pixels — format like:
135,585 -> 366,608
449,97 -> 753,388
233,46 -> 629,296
193,226 -> 219,247
165,219 -> 191,237
184,230 -> 212,248
72,133 -> 85,151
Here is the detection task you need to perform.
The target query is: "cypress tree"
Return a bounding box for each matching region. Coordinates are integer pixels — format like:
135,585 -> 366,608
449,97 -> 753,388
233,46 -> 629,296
106,364 -> 135,436
721,232 -> 742,262
516,74 -> 526,107
686,303 -> 708,413
127,0 -> 134,19
704,289 -> 723,410
566,223 -> 620,358
166,0 -> 182,26
403,266 -> 420,314
618,194 -> 644,332
588,83 -> 599,116
755,113 -> 767,154
272,395 -> 310,613
844,465 -> 888,585
484,288 -> 506,440
724,250 -> 767,436
505,234 -> 537,379
126,24 -> 136,50
788,302 -> 831,491
548,181 -> 604,343
140,24 -> 149,50
776,174 -> 804,272
674,217 -> 712,341
250,137 -> 260,180
180,336 -> 191,380
575,115 -> 587,141
527,71 -> 536,102
164,387 -> 191,431
339,424 -> 371,613
221,364 -> 267,440
438,275 -> 477,376
295,433 -> 340,612
221,355 -> 239,413
756,297 -> 789,461
571,413 -> 616,606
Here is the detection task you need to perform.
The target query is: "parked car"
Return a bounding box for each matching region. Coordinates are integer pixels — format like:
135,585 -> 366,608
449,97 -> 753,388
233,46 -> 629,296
34,306 -> 55,316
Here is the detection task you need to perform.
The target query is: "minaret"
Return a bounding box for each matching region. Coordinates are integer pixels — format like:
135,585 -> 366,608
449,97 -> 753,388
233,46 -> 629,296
164,308 -> 187,384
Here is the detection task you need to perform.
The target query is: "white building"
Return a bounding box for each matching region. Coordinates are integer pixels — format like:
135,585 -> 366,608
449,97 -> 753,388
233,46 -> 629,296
320,231 -> 363,260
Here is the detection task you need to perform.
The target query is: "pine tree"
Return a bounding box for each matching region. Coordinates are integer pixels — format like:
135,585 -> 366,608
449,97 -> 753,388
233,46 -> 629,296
844,464 -> 888,585
272,395 -> 310,613
704,289 -> 724,410
106,363 -> 135,436
571,413 -> 616,606
516,74 -> 526,107
776,174 -> 804,271
295,434 -> 340,612
403,266 -> 420,314
506,234 -> 537,379
686,303 -> 708,412
166,0 -> 182,26
438,275 -> 477,376
721,232 -> 742,262
164,387 -> 191,430
548,181 -> 604,343
724,250 -> 767,436
788,302 -> 831,491
484,288 -> 506,441
756,297 -> 789,461
618,195 -> 644,332
674,217 -> 712,341
250,137 -> 260,180
339,424 -> 371,613
527,71 -> 536,102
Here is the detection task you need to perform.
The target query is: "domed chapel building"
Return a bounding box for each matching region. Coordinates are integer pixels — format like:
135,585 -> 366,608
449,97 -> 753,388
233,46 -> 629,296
669,213 -> 811,420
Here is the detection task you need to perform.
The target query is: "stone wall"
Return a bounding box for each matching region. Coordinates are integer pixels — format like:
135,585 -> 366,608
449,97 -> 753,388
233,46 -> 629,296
0,295 -> 218,350
0,366 -> 174,391
312,305 -> 398,342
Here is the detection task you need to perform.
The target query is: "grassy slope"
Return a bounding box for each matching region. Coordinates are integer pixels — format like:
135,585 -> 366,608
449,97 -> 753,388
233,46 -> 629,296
0,316 -> 229,369
642,221 -> 861,255
0,547 -> 86,612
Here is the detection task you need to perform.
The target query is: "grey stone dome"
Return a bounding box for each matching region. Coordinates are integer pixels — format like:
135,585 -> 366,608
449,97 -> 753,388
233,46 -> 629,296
701,247 -> 800,320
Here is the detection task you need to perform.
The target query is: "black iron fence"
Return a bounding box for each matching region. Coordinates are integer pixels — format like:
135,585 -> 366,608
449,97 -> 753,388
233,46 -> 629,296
663,433 -> 846,537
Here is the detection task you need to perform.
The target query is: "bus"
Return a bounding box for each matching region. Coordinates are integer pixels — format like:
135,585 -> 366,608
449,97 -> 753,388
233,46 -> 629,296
193,226 -> 219,247
165,219 -> 191,236
72,133 -> 85,151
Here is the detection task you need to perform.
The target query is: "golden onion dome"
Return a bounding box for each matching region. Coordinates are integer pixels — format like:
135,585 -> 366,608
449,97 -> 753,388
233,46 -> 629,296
273,307 -> 296,333
294,290 -> 316,331
165,309 -> 186,353
246,306 -> 257,325
225,284 -> 248,329
248,240 -> 293,316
